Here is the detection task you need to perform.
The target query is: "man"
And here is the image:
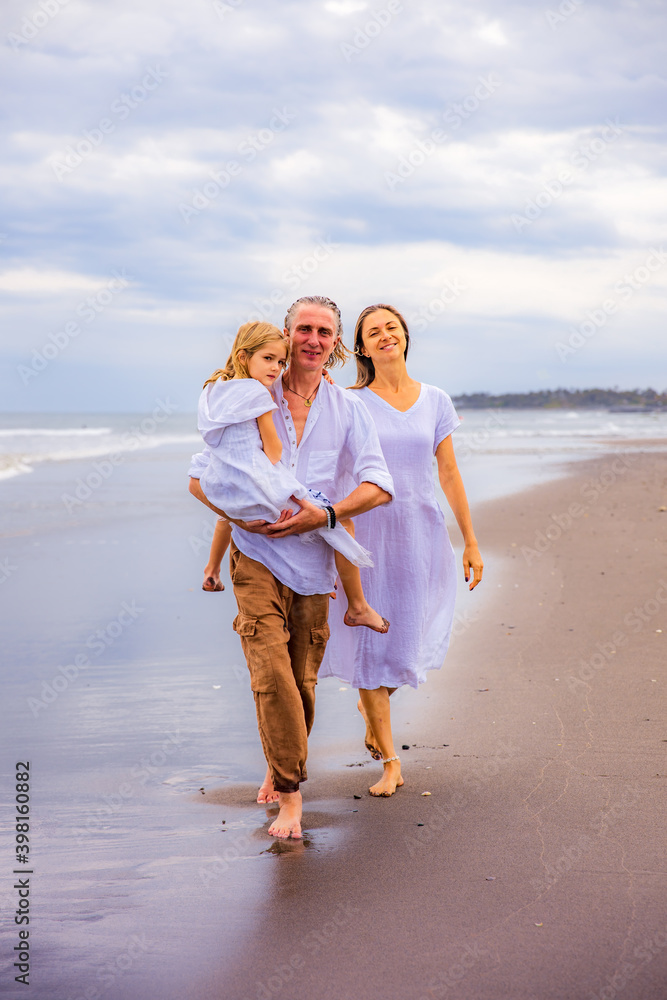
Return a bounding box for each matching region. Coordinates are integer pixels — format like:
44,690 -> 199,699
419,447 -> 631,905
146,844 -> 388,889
190,296 -> 393,839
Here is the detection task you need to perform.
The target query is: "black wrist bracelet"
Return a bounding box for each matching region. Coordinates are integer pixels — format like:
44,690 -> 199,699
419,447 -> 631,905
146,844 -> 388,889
324,505 -> 337,529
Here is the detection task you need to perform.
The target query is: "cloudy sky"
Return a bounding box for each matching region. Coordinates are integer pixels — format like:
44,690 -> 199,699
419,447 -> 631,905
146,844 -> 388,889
1,0 -> 665,411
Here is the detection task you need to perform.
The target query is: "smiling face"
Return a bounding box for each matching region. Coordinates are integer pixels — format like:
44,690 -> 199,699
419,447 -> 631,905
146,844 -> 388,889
359,308 -> 408,363
286,303 -> 340,373
244,341 -> 288,387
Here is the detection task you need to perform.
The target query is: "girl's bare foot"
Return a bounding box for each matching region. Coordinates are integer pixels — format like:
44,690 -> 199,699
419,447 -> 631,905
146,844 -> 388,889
268,791 -> 302,839
357,698 -> 382,759
344,602 -> 389,633
202,572 -> 224,592
257,765 -> 279,804
369,758 -> 404,797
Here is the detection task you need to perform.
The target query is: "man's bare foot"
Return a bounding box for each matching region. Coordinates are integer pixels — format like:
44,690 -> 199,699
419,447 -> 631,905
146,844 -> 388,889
202,572 -> 224,592
257,765 -> 279,804
344,603 -> 389,633
268,791 -> 302,839
357,698 -> 382,759
369,758 -> 404,797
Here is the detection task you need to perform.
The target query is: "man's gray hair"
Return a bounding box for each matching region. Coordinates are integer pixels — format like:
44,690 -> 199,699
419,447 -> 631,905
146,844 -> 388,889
284,296 -> 349,369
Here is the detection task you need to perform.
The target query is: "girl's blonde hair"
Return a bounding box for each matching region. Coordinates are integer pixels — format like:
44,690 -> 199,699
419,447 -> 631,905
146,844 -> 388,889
203,322 -> 288,388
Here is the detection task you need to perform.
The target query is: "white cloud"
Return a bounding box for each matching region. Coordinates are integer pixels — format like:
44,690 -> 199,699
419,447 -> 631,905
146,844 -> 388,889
476,19 -> 509,46
323,0 -> 369,14
0,269 -> 104,293
1,0 -> 666,409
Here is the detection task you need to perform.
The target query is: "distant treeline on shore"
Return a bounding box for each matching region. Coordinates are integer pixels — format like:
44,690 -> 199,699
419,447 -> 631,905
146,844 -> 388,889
452,388 -> 667,410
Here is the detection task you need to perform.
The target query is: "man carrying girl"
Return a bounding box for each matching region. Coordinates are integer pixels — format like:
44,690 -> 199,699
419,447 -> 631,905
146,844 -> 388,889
189,296 -> 394,839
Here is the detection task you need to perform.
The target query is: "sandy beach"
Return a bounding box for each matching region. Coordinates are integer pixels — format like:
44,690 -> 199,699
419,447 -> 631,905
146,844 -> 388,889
193,448 -> 667,1000
1,443 -> 666,1000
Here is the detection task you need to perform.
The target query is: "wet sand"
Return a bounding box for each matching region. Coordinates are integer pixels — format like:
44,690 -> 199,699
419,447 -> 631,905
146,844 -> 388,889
195,449 -> 667,1000
1,448 -> 666,999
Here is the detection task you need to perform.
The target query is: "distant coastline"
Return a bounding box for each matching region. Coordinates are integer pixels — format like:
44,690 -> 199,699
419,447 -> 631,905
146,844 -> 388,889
452,388 -> 667,410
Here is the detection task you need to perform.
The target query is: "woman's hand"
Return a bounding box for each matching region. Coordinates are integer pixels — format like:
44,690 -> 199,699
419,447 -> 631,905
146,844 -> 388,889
321,369 -> 335,385
463,542 -> 483,591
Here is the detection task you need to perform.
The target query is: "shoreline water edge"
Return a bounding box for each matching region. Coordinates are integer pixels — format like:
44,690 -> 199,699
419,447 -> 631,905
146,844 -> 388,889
0,415 -> 665,999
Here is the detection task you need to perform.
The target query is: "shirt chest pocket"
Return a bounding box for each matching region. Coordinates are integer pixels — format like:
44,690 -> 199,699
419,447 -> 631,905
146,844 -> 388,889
306,449 -> 339,490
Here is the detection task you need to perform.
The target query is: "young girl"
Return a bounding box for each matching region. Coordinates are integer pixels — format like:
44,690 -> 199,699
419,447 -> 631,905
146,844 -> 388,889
188,321 -> 389,635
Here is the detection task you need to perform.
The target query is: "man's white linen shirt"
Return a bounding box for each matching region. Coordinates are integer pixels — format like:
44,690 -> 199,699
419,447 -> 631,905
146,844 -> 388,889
232,376 -> 395,595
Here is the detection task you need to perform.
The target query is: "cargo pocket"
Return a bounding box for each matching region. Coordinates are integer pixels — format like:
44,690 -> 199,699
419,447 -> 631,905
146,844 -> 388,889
304,623 -> 331,686
232,614 -> 277,693
310,624 -> 330,645
232,613 -> 257,638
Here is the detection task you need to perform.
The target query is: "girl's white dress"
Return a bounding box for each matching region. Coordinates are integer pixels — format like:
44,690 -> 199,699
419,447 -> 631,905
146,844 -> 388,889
320,384 -> 460,689
188,377 -> 373,568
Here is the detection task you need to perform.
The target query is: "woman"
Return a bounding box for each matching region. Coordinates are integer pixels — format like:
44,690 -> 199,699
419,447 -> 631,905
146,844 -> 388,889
320,304 -> 483,796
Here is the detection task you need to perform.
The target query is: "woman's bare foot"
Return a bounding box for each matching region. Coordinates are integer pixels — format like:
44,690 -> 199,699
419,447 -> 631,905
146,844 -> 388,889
257,765 -> 279,804
369,758 -> 404,797
357,698 -> 382,759
344,603 -> 389,633
268,791 -> 302,839
202,572 -> 224,592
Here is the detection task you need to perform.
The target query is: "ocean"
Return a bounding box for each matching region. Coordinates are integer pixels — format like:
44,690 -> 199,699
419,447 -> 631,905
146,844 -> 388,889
1,406 -> 666,530
1,407 -> 665,998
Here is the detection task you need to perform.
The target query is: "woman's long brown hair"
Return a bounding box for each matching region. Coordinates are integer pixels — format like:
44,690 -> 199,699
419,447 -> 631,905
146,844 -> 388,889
351,304 -> 411,389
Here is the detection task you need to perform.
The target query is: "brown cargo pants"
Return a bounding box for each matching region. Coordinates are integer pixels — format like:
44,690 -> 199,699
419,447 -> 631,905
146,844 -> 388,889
230,542 -> 330,793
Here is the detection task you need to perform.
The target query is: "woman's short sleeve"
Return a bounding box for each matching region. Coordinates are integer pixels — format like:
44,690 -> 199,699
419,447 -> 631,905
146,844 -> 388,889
433,388 -> 461,453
